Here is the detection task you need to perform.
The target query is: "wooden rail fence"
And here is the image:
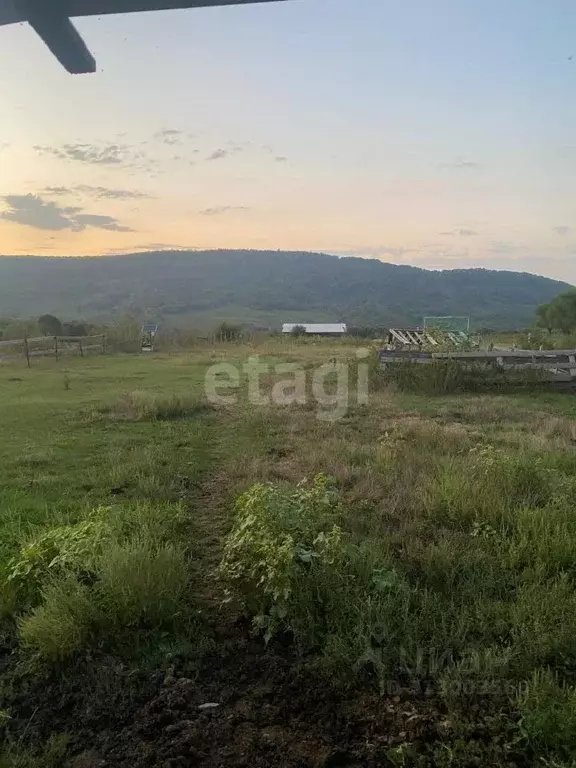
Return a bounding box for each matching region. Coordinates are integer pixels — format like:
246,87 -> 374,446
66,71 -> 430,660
0,334 -> 107,367
379,348 -> 576,382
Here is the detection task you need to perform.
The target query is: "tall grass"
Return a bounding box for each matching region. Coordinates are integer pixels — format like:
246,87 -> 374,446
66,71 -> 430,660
221,455 -> 576,761
96,537 -> 189,627
382,360 -> 548,395
99,390 -> 212,421
2,342 -> 576,765
8,500 -> 194,660
19,577 -> 95,661
18,536 -> 191,660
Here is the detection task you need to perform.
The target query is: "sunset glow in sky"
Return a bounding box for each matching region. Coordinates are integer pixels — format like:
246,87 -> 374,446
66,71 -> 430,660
0,0 -> 575,282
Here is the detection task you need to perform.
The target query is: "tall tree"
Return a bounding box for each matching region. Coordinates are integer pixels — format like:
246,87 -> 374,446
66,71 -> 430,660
38,314 -> 63,337
535,291 -> 576,334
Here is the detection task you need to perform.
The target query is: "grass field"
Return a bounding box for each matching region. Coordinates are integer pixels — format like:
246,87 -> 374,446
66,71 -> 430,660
1,341 -> 576,766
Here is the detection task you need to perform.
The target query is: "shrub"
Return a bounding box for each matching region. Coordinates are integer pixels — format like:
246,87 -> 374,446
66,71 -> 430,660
220,476 -> 435,683
4,507 -> 112,609
214,321 -> 242,342
219,474 -> 345,642
19,577 -> 95,661
6,499 -> 194,660
17,536 -> 191,661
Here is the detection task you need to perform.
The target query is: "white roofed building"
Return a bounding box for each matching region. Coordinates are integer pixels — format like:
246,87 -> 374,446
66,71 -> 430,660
282,323 -> 347,336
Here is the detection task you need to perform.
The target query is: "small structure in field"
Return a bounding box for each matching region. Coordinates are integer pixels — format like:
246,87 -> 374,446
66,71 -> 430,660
386,316 -> 472,349
386,327 -> 471,348
282,323 -> 347,337
141,324 -> 158,352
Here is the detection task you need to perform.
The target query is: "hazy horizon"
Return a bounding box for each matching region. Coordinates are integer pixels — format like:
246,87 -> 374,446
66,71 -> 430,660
1,0 -> 575,283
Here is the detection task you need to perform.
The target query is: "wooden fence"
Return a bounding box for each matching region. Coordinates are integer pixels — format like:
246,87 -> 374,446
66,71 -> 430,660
0,334 -> 107,367
379,348 -> 576,382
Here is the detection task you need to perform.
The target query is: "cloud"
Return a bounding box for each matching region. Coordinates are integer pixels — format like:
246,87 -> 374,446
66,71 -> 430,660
35,142 -> 150,170
199,206 -> 249,216
439,159 -> 479,169
204,143 -> 283,163
262,145 -> 288,163
553,225 -> 571,236
206,149 -> 229,161
132,242 -> 187,250
154,128 -> 184,146
489,240 -> 525,254
0,194 -> 133,232
72,214 -> 132,231
334,246 -> 416,259
43,185 -> 152,200
42,186 -> 72,196
440,228 -> 478,237
105,242 -> 194,254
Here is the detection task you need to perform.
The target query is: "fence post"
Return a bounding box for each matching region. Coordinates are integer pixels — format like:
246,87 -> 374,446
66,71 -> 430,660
102,333 -> 107,354
79,339 -> 84,358
23,333 -> 30,368
54,336 -> 59,362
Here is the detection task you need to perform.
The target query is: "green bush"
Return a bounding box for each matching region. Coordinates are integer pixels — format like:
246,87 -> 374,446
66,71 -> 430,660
221,475 -> 460,686
3,507 -> 112,609
5,499 -> 194,660
219,474 -> 345,642
18,536 -> 191,661
19,577 -> 95,661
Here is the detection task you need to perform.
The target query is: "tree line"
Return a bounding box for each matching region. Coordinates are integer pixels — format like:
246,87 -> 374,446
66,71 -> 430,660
536,291 -> 576,334
0,315 -> 90,341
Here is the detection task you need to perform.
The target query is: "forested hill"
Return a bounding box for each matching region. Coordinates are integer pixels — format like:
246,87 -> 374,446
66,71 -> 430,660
0,250 -> 571,330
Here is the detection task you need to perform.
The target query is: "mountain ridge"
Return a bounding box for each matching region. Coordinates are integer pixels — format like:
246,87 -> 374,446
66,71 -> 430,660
0,250 -> 570,330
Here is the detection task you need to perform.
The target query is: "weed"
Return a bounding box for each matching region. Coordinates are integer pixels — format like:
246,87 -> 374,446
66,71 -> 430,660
518,669 -> 576,759
0,734 -> 69,768
2,343 -> 576,764
219,474 -> 345,642
95,536 -> 189,628
383,360 -> 547,395
19,577 -> 95,661
100,390 -> 212,421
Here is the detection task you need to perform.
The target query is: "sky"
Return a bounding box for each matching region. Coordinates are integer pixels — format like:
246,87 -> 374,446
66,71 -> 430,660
0,0 -> 575,283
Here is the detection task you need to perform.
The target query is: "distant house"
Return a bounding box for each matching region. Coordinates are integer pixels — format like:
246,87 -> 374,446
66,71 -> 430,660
282,323 -> 347,337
